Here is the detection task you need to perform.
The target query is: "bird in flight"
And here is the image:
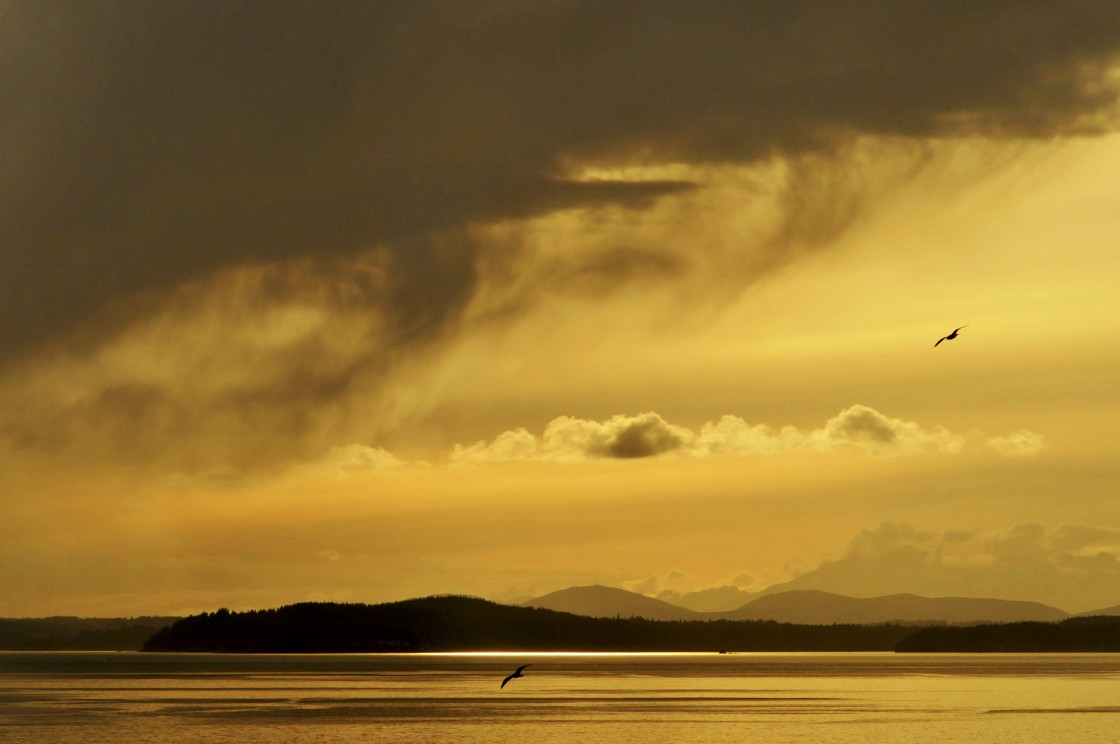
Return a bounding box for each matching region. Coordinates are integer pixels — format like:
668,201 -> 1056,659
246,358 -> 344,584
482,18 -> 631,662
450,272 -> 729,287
501,664 -> 531,689
934,325 -> 968,347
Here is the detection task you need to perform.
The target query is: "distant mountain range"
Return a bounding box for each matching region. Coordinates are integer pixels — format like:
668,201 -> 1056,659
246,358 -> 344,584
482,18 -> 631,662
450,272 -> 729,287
718,590 -> 1067,624
7,589 -> 1119,652
524,585 -> 1108,625
526,585 -> 697,620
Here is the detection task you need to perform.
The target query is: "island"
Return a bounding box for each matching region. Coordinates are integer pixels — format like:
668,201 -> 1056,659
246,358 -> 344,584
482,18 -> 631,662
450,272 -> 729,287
142,595 -> 919,652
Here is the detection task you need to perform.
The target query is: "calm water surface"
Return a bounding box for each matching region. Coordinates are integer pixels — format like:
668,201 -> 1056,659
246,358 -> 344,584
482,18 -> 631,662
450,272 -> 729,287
3,652 -> 1120,743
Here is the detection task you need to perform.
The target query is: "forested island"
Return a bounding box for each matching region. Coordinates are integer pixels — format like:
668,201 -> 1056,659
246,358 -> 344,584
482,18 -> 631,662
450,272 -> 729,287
142,595 -> 918,652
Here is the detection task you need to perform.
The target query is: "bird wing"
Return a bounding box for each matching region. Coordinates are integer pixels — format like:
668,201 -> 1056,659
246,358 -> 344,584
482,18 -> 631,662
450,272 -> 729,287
501,665 -> 530,688
934,337 -> 946,347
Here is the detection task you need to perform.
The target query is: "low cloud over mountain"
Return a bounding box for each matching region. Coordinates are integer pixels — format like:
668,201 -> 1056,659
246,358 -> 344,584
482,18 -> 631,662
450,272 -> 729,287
764,522 -> 1120,613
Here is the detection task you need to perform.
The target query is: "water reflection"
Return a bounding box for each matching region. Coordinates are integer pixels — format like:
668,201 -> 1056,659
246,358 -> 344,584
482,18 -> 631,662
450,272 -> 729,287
3,653 -> 1120,744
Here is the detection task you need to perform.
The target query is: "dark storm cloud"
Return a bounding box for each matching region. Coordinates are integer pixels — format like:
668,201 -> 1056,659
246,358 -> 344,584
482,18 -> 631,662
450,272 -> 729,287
3,0 -> 1119,357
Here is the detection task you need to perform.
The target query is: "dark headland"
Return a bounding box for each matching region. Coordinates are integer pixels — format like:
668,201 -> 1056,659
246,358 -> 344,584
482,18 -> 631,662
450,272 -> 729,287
140,596 -> 1120,653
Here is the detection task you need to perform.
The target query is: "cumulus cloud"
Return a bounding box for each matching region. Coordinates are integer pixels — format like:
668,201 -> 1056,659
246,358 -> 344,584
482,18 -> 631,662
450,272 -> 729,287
451,404 -> 1034,463
448,428 -> 540,464
320,444 -> 405,474
452,412 -> 692,463
986,429 -> 1046,457
653,572 -> 767,612
730,572 -> 762,590
771,522 -> 1120,612
623,568 -> 694,598
547,413 -> 693,460
811,405 -> 965,455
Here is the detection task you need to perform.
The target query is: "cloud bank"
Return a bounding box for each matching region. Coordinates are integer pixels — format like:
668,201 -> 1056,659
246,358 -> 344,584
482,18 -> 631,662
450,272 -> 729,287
604,522 -> 1120,614
772,522 -> 1120,612
451,404 -> 1038,463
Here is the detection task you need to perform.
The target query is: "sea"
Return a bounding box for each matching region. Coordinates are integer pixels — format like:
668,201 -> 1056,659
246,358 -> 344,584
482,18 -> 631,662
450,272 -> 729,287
3,651 -> 1120,743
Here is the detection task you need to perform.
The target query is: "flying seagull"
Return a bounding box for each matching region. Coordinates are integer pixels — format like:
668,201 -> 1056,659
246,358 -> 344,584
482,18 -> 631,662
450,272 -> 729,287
501,664 -> 531,689
934,325 -> 968,347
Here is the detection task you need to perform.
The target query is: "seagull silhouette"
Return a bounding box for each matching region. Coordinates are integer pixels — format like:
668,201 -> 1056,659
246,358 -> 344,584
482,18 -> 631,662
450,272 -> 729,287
934,325 -> 968,347
501,664 -> 531,689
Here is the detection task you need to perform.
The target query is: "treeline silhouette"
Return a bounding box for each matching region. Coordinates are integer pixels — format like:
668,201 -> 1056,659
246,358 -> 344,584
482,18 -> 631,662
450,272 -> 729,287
0,617 -> 178,650
143,596 -> 918,652
897,615 -> 1120,652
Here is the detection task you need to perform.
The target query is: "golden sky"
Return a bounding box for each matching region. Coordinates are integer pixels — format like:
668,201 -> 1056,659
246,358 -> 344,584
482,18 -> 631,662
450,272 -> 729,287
2,2 -> 1120,617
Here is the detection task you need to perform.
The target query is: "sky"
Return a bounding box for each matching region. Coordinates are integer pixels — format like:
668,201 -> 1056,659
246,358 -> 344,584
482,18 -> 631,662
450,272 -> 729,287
3,1 -> 1120,617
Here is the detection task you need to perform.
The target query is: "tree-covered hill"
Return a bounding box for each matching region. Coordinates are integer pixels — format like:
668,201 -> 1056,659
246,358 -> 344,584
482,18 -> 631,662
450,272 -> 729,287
897,616 -> 1120,652
142,595 -> 918,653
